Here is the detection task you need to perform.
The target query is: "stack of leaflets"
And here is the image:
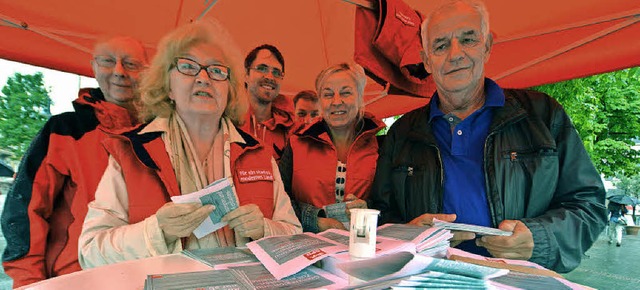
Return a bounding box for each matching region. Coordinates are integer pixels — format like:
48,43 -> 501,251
170,177 -> 239,238
317,229 -> 416,279
318,229 -> 415,256
334,251 -> 587,290
143,264 -> 346,289
246,233 -> 347,279
433,219 -> 513,236
181,247 -> 259,269
391,271 -> 496,289
489,270 -> 586,290
377,223 -> 453,256
245,225 -> 453,281
337,251 -> 508,289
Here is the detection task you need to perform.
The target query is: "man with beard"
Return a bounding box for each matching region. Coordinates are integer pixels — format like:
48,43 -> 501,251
1,36 -> 147,287
241,44 -> 294,160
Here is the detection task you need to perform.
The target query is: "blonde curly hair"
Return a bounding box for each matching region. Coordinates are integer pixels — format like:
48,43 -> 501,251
138,18 -> 248,125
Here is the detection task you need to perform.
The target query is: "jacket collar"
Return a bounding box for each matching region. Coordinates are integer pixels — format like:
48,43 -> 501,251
127,116 -> 262,170
489,90 -> 527,132
296,113 -> 385,145
122,122 -> 163,170
247,94 -> 295,130
407,83 -> 526,145
73,88 -> 137,132
428,78 -> 505,122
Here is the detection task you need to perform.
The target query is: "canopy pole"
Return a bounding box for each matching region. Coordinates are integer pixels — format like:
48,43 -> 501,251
1,17 -> 26,29
315,0 -> 331,66
341,0 -> 376,11
493,16 -> 640,81
174,0 -> 185,26
364,83 -> 389,106
197,0 -> 220,20
0,13 -> 92,54
496,9 -> 640,44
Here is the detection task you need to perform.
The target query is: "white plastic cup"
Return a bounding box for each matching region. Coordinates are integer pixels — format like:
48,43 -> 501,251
348,208 -> 380,258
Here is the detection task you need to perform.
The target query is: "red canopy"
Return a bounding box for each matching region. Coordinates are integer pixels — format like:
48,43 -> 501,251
1,0 -> 638,118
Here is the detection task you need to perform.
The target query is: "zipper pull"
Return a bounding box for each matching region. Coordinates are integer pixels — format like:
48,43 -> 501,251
510,152 -> 518,161
407,166 -> 414,176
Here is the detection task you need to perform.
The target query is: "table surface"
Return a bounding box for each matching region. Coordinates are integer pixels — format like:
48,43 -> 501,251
18,254 -> 212,290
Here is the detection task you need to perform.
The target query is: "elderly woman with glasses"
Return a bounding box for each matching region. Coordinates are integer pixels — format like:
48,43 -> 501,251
78,19 -> 301,268
279,63 -> 385,233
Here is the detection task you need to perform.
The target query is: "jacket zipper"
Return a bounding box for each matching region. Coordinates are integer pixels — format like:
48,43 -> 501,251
427,144 -> 444,202
484,131 -> 498,227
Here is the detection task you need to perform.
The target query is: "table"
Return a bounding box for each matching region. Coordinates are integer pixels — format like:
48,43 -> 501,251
18,254 -> 211,290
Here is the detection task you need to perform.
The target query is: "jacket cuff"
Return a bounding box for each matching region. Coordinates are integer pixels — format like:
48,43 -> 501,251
522,219 -> 554,269
146,215 -> 175,255
299,203 -> 322,233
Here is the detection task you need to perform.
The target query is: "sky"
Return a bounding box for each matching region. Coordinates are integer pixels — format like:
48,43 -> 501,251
0,59 -> 98,115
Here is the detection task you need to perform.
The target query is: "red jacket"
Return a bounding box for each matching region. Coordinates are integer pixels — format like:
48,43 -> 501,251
240,94 -> 294,161
279,115 -> 385,232
102,121 -> 277,225
354,0 -> 436,98
0,88 -> 137,287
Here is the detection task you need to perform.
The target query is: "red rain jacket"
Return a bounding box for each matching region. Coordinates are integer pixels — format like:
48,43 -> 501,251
0,88 -> 137,287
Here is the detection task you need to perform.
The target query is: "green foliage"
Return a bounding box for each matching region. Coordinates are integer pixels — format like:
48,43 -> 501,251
378,115 -> 402,136
0,72 -> 52,163
614,174 -> 640,199
535,67 -> 640,178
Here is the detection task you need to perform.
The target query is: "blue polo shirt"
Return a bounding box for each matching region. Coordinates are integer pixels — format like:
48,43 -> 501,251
429,78 -> 505,255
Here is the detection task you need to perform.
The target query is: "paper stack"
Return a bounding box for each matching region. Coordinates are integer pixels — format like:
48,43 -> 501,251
181,247 -> 259,269
377,223 -> 453,256
144,264 -> 346,289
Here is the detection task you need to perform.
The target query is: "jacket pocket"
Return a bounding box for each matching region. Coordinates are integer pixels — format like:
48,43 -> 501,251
501,148 -> 559,218
391,165 -> 437,220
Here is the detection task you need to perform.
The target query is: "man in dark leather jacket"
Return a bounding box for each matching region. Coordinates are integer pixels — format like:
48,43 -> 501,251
371,0 -> 606,273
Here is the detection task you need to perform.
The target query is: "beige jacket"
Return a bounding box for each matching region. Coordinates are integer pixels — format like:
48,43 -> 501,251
78,118 -> 301,268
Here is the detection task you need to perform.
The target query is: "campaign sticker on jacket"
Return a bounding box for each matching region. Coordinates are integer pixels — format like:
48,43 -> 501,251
237,169 -> 274,183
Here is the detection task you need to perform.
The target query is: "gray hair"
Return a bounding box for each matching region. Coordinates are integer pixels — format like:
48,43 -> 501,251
420,0 -> 490,52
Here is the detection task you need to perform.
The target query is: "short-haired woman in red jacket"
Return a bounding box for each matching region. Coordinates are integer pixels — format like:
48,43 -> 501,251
279,63 -> 385,233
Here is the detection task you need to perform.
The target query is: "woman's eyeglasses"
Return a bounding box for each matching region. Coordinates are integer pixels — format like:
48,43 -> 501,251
174,57 -> 230,81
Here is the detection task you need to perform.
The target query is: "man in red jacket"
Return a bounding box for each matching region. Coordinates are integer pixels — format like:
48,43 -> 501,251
240,44 -> 295,161
0,36 -> 148,288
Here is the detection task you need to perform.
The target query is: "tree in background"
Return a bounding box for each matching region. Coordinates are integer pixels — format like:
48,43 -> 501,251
614,174 -> 640,221
535,67 -> 640,178
0,72 -> 52,164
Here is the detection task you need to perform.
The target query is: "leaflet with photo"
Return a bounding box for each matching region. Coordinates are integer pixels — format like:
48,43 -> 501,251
247,233 -> 347,280
434,219 -> 513,236
170,177 -> 239,238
